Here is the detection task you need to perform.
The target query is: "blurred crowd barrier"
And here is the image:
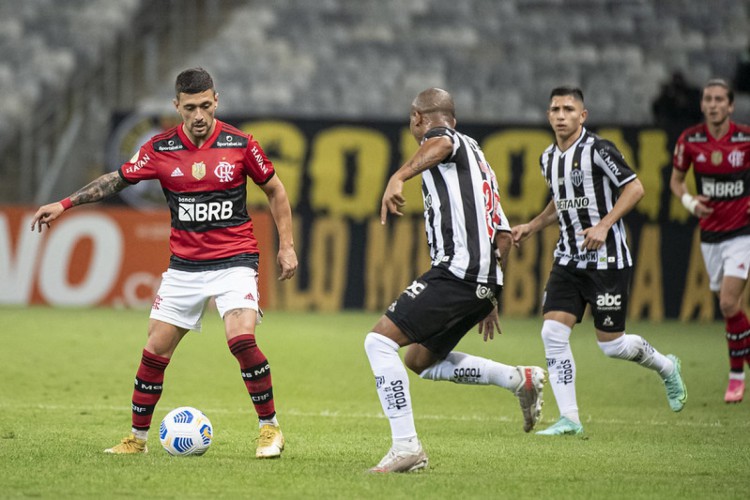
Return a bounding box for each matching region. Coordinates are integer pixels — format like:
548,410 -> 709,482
3,114 -> 749,320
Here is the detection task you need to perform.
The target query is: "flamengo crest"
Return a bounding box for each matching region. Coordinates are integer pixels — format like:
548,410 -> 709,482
215,161 -> 236,182
727,149 -> 745,168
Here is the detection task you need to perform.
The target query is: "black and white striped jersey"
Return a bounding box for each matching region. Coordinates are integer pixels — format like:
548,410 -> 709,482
539,127 -> 636,270
420,126 -> 511,285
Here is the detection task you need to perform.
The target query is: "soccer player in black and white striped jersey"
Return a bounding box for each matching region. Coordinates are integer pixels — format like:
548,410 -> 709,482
364,88 -> 546,473
512,87 -> 687,436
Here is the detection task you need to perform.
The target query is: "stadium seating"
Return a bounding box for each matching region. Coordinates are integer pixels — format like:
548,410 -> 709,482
166,0 -> 749,124
1,0 -> 748,202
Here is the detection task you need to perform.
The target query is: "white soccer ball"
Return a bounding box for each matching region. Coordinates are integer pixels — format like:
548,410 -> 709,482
159,406 -> 213,456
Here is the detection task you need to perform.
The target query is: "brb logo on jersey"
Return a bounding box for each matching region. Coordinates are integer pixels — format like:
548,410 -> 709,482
177,197 -> 233,222
214,161 -> 236,182
701,178 -> 745,199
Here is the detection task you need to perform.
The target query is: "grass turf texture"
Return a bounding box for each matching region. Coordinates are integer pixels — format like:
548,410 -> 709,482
1,307 -> 748,499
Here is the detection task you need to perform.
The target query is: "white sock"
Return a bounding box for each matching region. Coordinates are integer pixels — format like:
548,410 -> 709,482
729,372 -> 746,381
259,415 -> 279,428
419,351 -> 521,390
132,429 -> 148,441
541,320 -> 579,424
364,332 -> 417,441
597,334 -> 674,378
393,436 -> 421,453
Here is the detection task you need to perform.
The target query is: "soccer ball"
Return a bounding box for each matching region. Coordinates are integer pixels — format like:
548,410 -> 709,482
159,406 -> 213,456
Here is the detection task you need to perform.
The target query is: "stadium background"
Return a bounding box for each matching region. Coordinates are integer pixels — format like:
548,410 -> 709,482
1,0 -> 749,319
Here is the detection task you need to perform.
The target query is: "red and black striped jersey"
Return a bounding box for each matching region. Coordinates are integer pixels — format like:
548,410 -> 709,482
118,119 -> 275,263
673,121 -> 750,242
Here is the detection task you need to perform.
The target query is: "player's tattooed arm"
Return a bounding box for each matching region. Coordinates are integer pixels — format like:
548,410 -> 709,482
69,171 -> 129,206
403,137 -> 452,178
381,136 -> 452,222
30,171 -> 130,232
405,148 -> 448,177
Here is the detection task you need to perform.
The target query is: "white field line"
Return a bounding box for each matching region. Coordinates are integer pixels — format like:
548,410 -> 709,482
0,403 -> 743,429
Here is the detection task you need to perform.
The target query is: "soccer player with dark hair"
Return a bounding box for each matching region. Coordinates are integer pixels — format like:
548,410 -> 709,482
671,78 -> 750,403
512,86 -> 687,436
366,88 -> 545,473
31,67 -> 297,457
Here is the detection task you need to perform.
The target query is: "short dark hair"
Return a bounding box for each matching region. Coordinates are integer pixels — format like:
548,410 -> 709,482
175,67 -> 214,96
549,86 -> 584,103
703,78 -> 734,104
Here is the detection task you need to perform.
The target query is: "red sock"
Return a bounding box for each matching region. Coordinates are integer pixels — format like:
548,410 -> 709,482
726,311 -> 750,372
228,334 -> 275,419
132,349 -> 170,431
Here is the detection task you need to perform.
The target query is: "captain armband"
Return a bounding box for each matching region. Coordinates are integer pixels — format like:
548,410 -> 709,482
59,197 -> 73,210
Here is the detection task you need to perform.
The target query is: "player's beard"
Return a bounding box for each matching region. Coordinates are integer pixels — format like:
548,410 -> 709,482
190,120 -> 210,138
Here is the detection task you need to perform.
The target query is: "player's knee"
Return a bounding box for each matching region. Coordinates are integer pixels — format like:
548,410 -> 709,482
405,355 -> 437,375
404,345 -> 439,374
719,298 -> 741,319
404,358 -> 426,374
364,332 -> 397,357
541,319 -> 572,352
597,336 -> 630,359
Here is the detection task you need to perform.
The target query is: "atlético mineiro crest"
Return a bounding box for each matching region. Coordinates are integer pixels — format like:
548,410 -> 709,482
192,161 -> 206,180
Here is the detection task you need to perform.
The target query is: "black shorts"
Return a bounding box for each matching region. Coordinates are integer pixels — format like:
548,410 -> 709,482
542,265 -> 632,333
385,267 -> 500,359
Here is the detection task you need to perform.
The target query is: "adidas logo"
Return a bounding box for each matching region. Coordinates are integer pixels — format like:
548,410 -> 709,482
171,167 -> 184,177
696,153 -> 706,162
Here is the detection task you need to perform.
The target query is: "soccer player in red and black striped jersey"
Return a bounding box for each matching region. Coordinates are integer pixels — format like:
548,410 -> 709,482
513,87 -> 687,437
31,68 -> 297,457
671,78 -> 750,403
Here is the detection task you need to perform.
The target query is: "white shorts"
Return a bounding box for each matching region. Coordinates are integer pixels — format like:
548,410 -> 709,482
701,235 -> 750,292
150,267 -> 261,331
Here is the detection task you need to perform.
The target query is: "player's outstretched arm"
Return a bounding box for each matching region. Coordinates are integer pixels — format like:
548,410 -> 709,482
511,200 -> 557,248
30,171 -> 128,233
380,136 -> 452,224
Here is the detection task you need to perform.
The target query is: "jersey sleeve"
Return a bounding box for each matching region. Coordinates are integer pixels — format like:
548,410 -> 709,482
423,126 -> 459,160
495,201 -> 511,233
593,140 -> 637,187
119,142 -> 158,184
243,136 -> 276,184
672,132 -> 692,172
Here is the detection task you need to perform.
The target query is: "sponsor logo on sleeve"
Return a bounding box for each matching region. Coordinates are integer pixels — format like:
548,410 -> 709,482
125,153 -> 151,174
251,145 -> 269,174
598,149 -> 622,177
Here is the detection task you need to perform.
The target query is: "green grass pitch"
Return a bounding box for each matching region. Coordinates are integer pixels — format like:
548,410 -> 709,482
1,307 -> 749,499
